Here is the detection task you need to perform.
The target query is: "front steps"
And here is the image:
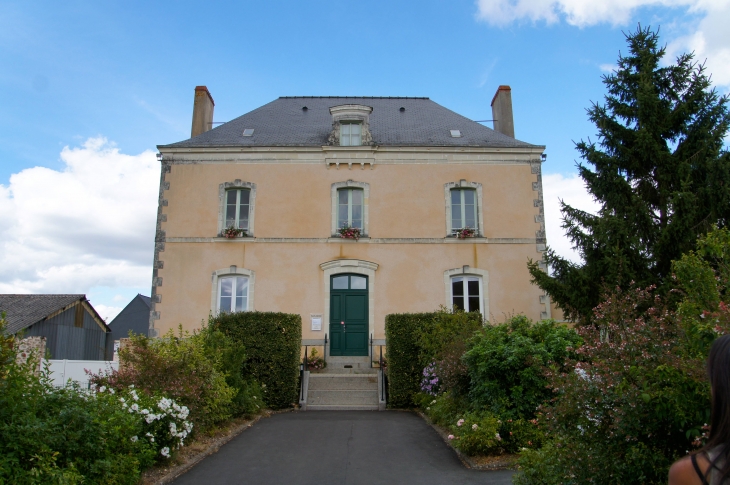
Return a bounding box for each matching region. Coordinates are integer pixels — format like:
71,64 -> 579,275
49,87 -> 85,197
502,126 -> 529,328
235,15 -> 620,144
300,357 -> 386,411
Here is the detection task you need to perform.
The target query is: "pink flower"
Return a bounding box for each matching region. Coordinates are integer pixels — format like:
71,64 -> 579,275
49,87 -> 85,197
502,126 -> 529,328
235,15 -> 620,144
457,419 -> 465,427
448,434 -> 455,440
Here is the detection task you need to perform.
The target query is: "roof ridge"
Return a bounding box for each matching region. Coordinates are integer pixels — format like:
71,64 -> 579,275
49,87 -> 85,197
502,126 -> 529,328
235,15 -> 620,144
278,96 -> 430,100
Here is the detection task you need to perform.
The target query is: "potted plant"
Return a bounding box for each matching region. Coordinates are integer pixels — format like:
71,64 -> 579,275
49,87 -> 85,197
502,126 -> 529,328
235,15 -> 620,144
221,225 -> 246,239
338,223 -> 361,241
456,227 -> 476,239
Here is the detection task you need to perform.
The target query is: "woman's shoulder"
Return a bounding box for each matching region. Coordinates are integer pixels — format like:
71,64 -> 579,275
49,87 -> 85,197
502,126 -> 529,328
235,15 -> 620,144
669,454 -> 710,485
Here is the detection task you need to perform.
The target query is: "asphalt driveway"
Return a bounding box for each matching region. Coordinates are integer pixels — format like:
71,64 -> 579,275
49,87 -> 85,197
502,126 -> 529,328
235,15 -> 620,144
173,411 -> 515,485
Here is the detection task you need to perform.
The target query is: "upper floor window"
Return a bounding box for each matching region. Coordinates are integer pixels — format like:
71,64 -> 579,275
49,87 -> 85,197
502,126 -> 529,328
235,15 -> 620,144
451,188 -> 477,233
340,122 -> 362,146
338,188 -> 364,229
218,275 -> 249,313
225,189 -> 250,232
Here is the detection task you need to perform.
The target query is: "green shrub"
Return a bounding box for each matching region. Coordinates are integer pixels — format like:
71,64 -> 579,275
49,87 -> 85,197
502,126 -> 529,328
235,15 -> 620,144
463,316 -> 580,421
91,326 -> 236,431
416,391 -> 467,428
516,286 -> 713,484
1,315 -> 158,484
385,309 -> 481,408
448,411 -> 502,456
209,311 -> 301,409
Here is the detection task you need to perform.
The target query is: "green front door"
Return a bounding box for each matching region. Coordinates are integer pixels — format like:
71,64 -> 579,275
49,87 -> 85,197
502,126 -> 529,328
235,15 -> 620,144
329,274 -> 369,356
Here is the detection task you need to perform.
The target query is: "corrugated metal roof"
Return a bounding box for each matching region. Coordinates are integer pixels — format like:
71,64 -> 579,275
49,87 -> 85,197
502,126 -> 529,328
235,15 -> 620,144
159,97 -> 540,149
0,294 -> 110,335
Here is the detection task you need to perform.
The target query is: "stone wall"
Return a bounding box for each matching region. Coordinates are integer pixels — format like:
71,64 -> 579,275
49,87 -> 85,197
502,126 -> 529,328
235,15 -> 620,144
15,336 -> 46,374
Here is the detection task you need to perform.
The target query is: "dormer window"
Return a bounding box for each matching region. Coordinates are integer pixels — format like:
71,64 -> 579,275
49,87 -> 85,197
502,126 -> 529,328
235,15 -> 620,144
340,122 -> 362,146
328,104 -> 373,146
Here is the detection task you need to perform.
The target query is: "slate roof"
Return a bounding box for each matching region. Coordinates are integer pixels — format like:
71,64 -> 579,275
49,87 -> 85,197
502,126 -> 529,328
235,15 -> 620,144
160,97 -> 541,149
1,294 -> 87,334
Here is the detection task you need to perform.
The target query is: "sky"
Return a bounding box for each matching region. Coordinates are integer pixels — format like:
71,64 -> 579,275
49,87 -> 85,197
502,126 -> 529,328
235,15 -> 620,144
1,0 -> 728,321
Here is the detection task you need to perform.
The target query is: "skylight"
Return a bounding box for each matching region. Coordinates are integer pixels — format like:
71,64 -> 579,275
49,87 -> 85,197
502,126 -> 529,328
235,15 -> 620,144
450,130 -> 462,138
242,129 -> 254,136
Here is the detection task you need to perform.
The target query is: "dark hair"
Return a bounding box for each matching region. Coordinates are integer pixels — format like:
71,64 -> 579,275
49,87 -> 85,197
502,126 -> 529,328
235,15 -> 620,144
700,334 -> 730,482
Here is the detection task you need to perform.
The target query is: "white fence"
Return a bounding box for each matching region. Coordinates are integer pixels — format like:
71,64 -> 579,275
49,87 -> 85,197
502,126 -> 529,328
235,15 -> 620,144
47,359 -> 118,388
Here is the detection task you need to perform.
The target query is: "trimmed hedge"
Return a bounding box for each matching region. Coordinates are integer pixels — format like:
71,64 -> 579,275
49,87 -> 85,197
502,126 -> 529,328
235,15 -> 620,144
385,311 -> 482,408
209,312 -> 301,409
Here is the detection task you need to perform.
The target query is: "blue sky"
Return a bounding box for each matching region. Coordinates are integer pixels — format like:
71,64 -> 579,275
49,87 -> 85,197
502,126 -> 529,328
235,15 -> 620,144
1,0 -> 728,319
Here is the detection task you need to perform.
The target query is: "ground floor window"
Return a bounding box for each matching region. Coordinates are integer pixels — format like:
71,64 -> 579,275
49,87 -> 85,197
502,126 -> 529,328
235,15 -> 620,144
451,276 -> 482,313
218,275 -> 249,313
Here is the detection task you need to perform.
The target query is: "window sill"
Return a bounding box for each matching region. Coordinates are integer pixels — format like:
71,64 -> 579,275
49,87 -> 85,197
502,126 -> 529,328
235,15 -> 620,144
216,235 -> 254,241
329,235 -> 370,242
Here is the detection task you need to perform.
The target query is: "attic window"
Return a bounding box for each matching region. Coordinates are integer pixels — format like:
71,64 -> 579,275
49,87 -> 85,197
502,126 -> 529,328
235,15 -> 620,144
242,129 -> 254,136
450,130 -> 462,138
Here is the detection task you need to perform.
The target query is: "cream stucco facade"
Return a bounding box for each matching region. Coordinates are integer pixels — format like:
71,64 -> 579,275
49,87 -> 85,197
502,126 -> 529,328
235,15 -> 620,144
150,145 -> 551,341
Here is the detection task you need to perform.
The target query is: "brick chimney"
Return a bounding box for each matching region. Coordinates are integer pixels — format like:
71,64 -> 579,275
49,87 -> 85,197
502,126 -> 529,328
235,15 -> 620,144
490,85 -> 514,138
191,86 -> 215,138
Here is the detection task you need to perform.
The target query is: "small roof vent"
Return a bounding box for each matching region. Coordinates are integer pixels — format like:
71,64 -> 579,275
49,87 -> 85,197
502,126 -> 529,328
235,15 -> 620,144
450,130 -> 462,138
302,106 -> 308,111
242,129 -> 254,136
399,107 -> 405,112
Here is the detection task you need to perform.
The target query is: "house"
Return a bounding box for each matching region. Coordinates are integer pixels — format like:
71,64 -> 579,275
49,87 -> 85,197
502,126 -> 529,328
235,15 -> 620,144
108,294 -> 151,342
0,294 -> 113,360
151,86 -> 553,358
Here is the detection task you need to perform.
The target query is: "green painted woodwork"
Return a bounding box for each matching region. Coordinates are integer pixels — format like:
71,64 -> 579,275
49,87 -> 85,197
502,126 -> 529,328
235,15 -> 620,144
329,274 -> 369,356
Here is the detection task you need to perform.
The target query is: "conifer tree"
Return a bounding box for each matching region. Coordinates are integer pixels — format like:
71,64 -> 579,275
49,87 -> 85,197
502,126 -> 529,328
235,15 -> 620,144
528,26 -> 730,323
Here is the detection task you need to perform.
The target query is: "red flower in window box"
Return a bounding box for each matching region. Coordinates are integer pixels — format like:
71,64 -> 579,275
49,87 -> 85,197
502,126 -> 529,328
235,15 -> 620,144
456,227 -> 476,239
221,225 -> 246,238
338,224 -> 361,240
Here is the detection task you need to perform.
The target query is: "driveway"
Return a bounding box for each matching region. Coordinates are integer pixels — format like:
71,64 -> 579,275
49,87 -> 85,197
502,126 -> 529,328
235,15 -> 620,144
173,411 -> 515,485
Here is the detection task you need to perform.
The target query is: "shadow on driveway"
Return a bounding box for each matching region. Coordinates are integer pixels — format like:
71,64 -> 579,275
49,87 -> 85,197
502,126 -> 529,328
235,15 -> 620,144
173,411 -> 515,485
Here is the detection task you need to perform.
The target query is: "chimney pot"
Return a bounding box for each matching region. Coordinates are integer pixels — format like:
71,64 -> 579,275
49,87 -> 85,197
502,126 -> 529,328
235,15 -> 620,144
490,85 -> 515,138
191,86 -> 215,138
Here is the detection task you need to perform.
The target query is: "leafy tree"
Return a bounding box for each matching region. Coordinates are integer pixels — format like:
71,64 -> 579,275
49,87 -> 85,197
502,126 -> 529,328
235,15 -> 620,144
529,26 -> 730,323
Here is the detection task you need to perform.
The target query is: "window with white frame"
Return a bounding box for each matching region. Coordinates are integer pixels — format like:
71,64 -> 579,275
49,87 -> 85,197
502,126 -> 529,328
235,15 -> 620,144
451,276 -> 482,313
225,189 -> 250,232
450,188 -> 477,233
340,122 -> 362,146
218,275 -> 249,313
338,188 -> 364,230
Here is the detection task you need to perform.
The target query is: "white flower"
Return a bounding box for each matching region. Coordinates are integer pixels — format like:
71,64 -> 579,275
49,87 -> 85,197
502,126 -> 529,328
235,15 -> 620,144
98,386 -> 106,393
145,414 -> 157,424
495,433 -> 502,441
131,390 -> 139,401
109,389 -> 115,394
131,436 -> 138,442
130,403 -> 139,412
146,432 -> 153,437
431,400 -> 437,405
472,424 -> 478,430
160,447 -> 170,458
141,409 -> 150,415
119,397 -> 126,403
129,384 -> 135,389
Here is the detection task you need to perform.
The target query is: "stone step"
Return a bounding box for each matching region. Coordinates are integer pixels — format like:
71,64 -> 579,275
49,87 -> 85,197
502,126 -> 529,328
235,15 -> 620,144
307,404 -> 379,411
307,389 -> 379,406
308,374 -> 378,390
316,366 -> 378,374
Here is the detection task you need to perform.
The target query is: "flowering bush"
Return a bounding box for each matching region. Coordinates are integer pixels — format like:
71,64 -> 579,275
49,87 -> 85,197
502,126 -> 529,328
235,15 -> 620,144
96,385 -> 193,460
90,326 -> 236,431
221,225 -> 246,238
448,411 -> 502,456
304,348 -> 326,371
420,362 -> 440,395
515,286 -> 715,484
338,223 -> 361,240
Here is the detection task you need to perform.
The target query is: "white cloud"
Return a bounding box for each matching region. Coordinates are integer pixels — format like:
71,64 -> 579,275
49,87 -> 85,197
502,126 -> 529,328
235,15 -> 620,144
542,172 -> 601,264
599,63 -> 619,73
0,137 -> 158,297
94,304 -> 124,323
475,0 -> 730,88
